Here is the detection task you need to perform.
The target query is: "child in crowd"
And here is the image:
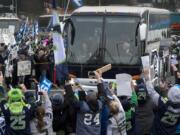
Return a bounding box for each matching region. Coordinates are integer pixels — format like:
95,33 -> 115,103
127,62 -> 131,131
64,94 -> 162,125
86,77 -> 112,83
30,91 -> 54,135
107,89 -> 127,135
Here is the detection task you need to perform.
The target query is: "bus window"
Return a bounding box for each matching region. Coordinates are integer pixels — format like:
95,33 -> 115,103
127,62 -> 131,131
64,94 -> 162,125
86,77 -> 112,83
104,16 -> 140,65
67,16 -> 103,64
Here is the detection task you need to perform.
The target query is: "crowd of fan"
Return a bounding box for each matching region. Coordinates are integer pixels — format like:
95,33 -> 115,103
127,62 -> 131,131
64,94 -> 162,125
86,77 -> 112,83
0,62 -> 178,135
0,33 -> 68,90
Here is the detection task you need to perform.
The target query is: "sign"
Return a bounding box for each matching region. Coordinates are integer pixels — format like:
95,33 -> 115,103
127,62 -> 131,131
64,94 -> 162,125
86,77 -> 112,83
141,56 -> 150,69
17,61 -> 31,76
40,78 -> 52,92
150,50 -> 159,82
0,33 -> 16,45
9,25 -> 15,34
116,73 -> 132,96
2,34 -> 10,45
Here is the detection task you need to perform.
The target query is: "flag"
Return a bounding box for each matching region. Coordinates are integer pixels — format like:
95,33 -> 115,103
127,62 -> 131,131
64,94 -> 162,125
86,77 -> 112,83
52,0 -> 57,9
35,21 -> 39,35
72,0 -> 83,8
52,11 -> 66,64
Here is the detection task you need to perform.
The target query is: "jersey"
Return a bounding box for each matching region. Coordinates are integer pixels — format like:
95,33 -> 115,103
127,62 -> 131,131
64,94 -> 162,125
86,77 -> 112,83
76,100 -> 102,135
152,97 -> 180,135
126,91 -> 140,135
0,103 -> 33,135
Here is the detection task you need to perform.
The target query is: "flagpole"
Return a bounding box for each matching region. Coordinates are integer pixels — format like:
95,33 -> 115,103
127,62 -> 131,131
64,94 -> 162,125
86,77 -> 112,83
63,0 -> 71,21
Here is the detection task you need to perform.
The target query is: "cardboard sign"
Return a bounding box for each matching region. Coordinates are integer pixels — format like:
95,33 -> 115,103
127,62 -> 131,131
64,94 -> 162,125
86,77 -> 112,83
40,78 -> 52,92
116,73 -> 132,96
17,61 -> 31,76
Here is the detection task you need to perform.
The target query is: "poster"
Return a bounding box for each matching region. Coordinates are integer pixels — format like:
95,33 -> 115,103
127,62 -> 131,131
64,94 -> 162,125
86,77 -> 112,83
116,73 -> 132,96
17,61 -> 31,76
141,55 -> 150,69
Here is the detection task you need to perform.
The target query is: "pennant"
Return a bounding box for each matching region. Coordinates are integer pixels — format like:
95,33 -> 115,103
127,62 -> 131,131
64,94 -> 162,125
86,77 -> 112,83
72,0 -> 83,8
40,78 -> 52,92
52,10 -> 66,64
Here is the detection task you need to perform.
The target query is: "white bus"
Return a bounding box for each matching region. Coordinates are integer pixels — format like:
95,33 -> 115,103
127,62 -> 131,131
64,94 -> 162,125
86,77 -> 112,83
0,13 -> 20,33
65,6 -> 171,81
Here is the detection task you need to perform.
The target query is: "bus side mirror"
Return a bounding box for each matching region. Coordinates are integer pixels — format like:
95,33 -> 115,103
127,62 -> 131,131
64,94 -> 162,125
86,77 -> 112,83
139,23 -> 147,41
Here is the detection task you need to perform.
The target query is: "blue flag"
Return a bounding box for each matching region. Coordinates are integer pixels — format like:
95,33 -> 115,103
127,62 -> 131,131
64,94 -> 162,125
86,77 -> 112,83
72,0 -> 83,8
40,78 -> 52,92
52,0 -> 57,9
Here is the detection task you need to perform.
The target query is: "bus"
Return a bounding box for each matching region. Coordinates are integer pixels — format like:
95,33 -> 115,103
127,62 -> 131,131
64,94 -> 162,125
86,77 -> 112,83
64,6 -> 171,82
0,13 -> 19,44
0,13 -> 20,33
170,12 -> 180,35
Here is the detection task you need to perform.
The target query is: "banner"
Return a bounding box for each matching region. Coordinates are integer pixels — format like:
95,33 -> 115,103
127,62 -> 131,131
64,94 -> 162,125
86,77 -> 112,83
52,11 -> 66,64
40,78 -> 52,92
116,73 -> 132,96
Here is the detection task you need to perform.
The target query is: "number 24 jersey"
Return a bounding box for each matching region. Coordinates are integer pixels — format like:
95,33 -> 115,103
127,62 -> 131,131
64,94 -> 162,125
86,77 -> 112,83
76,100 -> 102,135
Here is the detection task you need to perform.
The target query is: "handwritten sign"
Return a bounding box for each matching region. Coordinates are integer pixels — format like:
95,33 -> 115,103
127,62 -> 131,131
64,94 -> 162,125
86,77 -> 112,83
17,61 -> 31,76
116,73 -> 132,96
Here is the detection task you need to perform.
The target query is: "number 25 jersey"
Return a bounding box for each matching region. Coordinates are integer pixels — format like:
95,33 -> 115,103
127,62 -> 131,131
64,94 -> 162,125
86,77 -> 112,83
152,97 -> 180,135
0,103 -> 33,135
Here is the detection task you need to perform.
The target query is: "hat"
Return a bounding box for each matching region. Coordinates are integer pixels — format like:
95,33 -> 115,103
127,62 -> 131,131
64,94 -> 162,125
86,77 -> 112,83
135,83 -> 148,104
7,88 -> 25,114
24,91 -> 35,104
86,90 -> 97,102
8,88 -> 24,102
168,85 -> 180,103
51,93 -> 64,106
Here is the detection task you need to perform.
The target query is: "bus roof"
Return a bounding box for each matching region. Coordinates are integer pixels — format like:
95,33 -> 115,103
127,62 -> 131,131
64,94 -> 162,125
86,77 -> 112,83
73,6 -> 170,16
0,17 -> 19,20
0,13 -> 19,20
39,14 -> 71,18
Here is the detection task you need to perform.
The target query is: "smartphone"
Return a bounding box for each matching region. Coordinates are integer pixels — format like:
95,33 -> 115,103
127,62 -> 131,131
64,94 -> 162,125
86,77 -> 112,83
38,91 -> 43,95
0,71 -> 2,76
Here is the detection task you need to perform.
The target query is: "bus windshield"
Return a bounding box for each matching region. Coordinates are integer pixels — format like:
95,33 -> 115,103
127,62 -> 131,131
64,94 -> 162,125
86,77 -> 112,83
67,15 -> 140,65
104,16 -> 140,65
67,16 -> 103,64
